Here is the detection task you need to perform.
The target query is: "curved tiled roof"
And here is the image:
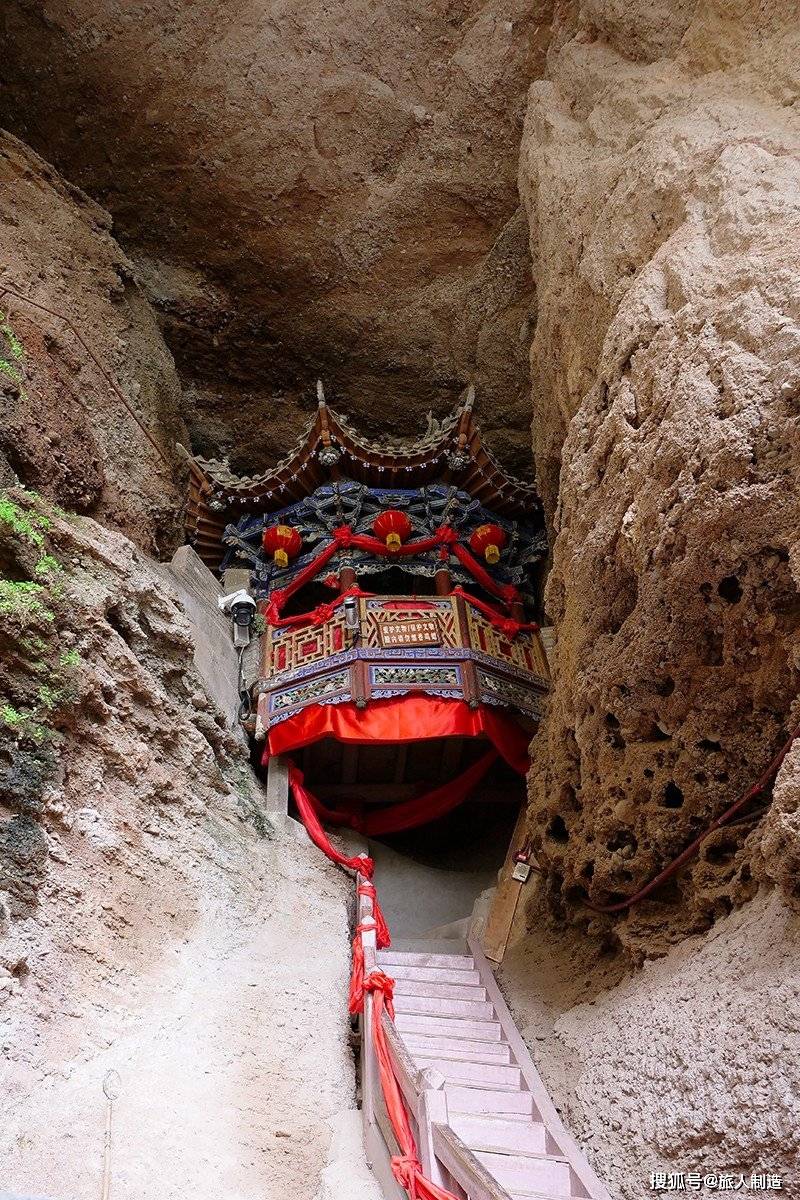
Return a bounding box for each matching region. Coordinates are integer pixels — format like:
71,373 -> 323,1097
182,384 -> 541,569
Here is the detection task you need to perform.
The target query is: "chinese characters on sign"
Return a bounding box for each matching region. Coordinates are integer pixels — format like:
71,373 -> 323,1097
378,617 -> 441,648
650,1173 -> 783,1193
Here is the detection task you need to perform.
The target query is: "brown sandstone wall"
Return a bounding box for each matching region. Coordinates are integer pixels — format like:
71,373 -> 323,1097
500,885 -> 800,1199
520,0 -> 800,955
1,0 -> 553,471
0,132 -> 186,554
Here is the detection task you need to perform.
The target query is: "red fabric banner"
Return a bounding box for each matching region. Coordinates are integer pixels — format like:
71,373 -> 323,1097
264,695 -> 531,774
298,747 -> 502,837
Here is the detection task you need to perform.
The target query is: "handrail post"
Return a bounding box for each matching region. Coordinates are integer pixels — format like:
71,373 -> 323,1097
418,1069 -> 449,1189
356,863 -> 379,1166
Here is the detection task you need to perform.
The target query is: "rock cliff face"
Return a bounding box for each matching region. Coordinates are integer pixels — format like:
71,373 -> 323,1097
1,0 -> 553,473
520,0 -> 800,953
500,886 -> 800,1200
0,133 -> 186,554
0,491 -> 369,1199
2,3 -> 800,1197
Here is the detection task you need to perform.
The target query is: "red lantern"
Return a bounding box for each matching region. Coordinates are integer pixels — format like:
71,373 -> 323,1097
373,509 -> 412,552
469,523 -> 507,565
262,523 -> 302,569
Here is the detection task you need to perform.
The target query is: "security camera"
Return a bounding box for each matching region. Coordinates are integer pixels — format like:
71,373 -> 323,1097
218,589 -> 257,647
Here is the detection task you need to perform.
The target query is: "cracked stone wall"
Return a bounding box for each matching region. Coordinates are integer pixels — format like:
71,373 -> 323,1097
0,132 -> 186,555
0,491 -> 376,1199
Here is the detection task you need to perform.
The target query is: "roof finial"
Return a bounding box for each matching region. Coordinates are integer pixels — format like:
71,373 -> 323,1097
317,379 -> 326,408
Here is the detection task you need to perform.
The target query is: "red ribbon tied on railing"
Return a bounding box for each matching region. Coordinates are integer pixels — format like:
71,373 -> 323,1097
288,770 -> 463,1200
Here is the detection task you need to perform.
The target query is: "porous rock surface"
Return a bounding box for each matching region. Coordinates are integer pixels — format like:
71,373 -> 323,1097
0,495 -> 377,1199
0,131 -> 186,554
520,0 -> 800,952
1,0 -> 552,473
500,885 -> 800,1200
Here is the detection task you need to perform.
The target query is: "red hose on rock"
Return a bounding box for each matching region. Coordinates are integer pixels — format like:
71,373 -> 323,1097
584,723 -> 800,914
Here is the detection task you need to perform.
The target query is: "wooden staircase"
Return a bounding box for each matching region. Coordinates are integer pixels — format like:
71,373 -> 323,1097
357,876 -> 610,1200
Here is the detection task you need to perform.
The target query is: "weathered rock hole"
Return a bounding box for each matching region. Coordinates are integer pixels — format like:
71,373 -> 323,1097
662,781 -> 684,809
547,815 -> 569,844
698,738 -> 721,752
646,723 -> 671,743
654,677 -> 675,697
606,828 -> 637,855
717,575 -> 742,604
106,603 -> 134,647
0,543 -> 28,582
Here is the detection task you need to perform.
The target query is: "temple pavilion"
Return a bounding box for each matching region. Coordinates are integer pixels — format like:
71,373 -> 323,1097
182,385 -> 549,835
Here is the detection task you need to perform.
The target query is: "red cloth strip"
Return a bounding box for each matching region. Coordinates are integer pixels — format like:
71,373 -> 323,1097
265,522 -> 522,622
288,764 -> 374,877
297,748 -> 499,835
371,986 -> 462,1200
451,541 -> 519,607
364,748 -> 498,836
264,585 -> 372,629
451,587 -> 539,638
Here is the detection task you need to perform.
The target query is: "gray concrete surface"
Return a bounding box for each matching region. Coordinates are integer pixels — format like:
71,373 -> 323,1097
367,802 -> 517,938
151,544 -> 257,731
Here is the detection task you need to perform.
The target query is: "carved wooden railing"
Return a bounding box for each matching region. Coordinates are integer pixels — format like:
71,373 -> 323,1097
256,595 -> 549,738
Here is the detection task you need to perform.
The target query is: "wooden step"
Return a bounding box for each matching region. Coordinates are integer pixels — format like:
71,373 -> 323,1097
378,950 -> 475,971
450,1114 -> 549,1156
395,1012 -> 503,1042
384,938 -> 468,955
404,1034 -> 512,1065
475,1152 -> 572,1197
389,963 -> 481,986
393,994 -> 494,1020
445,1086 -> 536,1120
394,978 -> 487,1002
414,1056 -> 522,1091
509,1192 -> 568,1200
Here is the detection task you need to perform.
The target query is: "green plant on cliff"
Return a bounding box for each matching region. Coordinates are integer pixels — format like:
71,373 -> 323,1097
0,493 -> 50,547
0,491 -> 73,790
0,579 -> 53,622
0,311 -> 26,393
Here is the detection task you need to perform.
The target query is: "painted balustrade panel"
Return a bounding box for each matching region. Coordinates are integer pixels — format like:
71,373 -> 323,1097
258,594 -> 548,731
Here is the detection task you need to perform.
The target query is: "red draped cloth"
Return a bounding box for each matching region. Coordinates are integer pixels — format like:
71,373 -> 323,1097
262,695 -> 530,835
263,695 -> 531,774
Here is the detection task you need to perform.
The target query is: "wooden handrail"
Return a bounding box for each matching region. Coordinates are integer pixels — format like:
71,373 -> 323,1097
431,1124 -> 514,1200
468,932 -> 609,1200
355,873 -> 602,1200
